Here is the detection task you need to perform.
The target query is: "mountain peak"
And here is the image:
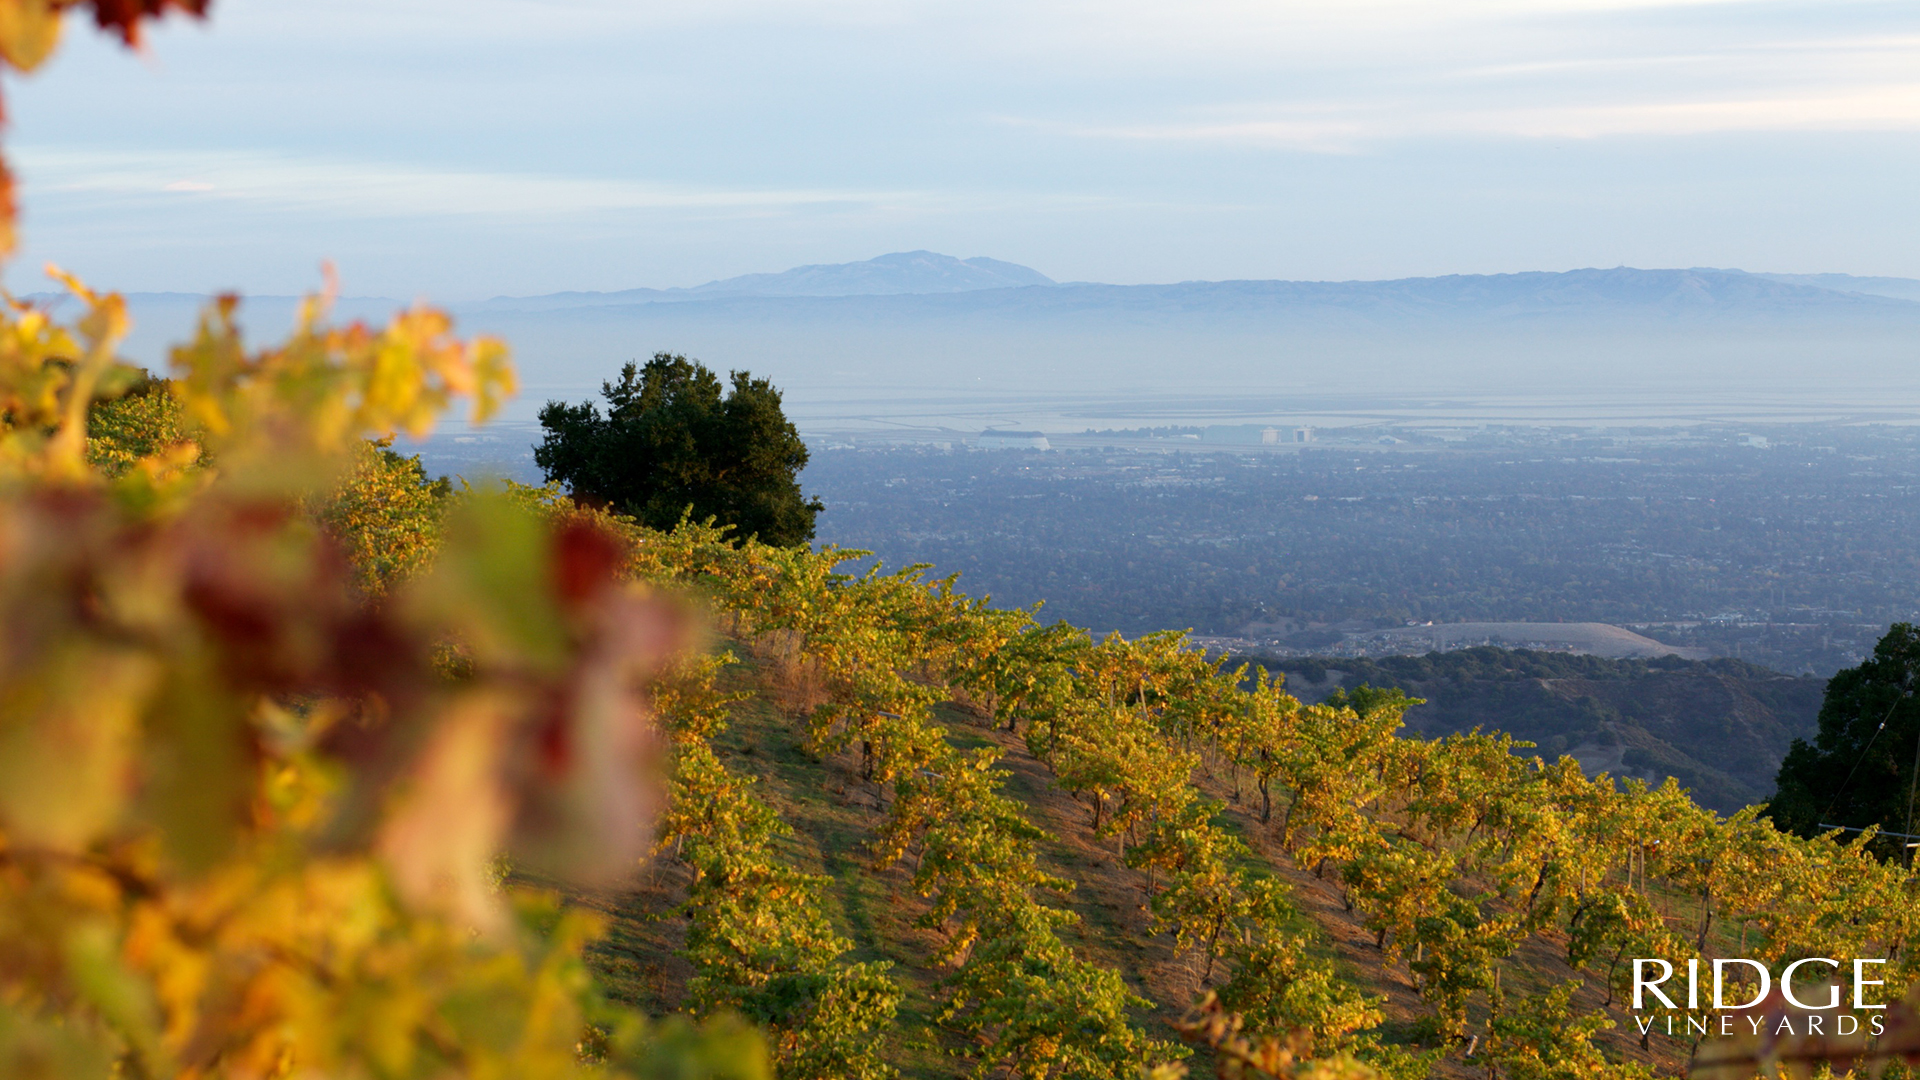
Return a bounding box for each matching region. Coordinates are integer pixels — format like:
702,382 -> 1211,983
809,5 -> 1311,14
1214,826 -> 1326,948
483,251 -> 1056,310
686,251 -> 1055,297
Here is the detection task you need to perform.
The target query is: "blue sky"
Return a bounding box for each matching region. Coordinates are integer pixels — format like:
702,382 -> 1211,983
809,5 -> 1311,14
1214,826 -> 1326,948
5,0 -> 1917,298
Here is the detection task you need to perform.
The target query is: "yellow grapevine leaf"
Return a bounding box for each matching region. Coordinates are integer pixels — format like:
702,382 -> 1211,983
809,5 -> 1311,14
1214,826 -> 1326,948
0,0 -> 62,71
0,645 -> 158,850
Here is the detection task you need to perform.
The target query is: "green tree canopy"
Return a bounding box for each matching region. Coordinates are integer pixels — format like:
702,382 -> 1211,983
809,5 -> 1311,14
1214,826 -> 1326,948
535,353 -> 822,547
1771,622 -> 1920,858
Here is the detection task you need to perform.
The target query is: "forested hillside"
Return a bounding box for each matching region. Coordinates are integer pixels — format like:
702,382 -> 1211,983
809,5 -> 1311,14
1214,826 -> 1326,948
1260,650 -> 1823,812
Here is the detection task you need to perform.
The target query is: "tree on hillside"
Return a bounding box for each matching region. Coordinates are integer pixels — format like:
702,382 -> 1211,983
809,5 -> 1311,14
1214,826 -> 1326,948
536,353 -> 822,547
85,368 -> 200,475
1771,623 -> 1920,858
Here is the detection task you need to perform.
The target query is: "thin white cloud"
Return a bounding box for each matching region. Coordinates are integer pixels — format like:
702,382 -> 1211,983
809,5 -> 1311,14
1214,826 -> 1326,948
1469,87 -> 1920,138
1443,32 -> 1920,84
14,147 -> 926,220
1007,115 -> 1373,155
1059,84 -> 1920,149
1014,15 -> 1920,150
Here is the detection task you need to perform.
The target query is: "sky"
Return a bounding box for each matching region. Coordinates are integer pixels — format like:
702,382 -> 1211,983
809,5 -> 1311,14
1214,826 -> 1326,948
4,0 -> 1917,299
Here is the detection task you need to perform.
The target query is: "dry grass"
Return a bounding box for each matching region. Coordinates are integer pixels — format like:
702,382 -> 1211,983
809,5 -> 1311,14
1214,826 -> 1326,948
748,629 -> 830,719
944,685 -> 996,723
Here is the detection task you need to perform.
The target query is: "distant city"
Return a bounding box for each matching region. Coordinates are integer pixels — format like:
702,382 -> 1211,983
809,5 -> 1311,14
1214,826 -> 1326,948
413,415 -> 1920,678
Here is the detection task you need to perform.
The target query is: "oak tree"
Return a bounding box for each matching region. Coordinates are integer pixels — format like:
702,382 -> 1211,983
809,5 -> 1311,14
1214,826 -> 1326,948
1771,622 -> 1920,858
536,354 -> 822,546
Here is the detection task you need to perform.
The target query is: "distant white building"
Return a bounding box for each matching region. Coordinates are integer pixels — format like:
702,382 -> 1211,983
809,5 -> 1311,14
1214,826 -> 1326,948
1294,427 -> 1315,443
977,430 -> 1051,450
1203,425 -> 1300,446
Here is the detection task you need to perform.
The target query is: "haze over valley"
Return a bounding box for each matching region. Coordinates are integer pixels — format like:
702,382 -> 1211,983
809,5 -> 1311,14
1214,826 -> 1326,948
101,251 -> 1920,440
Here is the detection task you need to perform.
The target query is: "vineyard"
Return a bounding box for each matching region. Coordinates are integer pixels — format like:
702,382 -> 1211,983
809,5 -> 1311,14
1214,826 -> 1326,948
8,274 -> 1920,1078
573,511 -> 1920,1080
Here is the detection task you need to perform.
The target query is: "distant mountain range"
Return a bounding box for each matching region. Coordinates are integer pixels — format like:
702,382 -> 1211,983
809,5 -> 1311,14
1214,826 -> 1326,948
94,254 -> 1920,423
470,251 -> 1920,312
1745,271 -> 1920,303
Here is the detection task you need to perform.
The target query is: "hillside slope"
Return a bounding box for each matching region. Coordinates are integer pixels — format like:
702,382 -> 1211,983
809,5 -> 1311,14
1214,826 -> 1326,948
498,515 -> 1915,1080
578,648 -> 1690,1079
1264,649 -> 1822,812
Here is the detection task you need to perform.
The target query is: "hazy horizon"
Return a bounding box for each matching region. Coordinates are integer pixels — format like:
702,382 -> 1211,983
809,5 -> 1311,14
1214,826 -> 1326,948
77,255 -> 1918,437
57,253 -> 1920,303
